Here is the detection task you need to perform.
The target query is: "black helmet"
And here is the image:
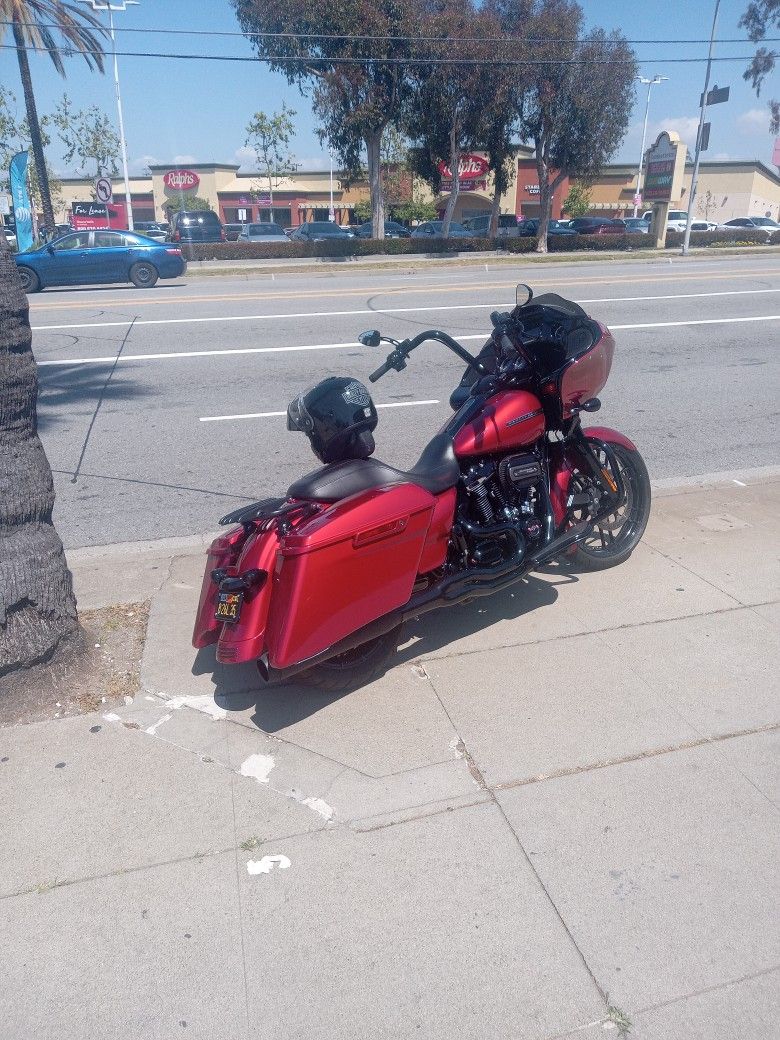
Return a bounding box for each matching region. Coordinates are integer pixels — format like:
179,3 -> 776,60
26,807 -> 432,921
287,376 -> 378,464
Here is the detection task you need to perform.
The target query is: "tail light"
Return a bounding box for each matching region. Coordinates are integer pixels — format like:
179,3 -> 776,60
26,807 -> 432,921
220,229 -> 226,241
165,247 -> 182,256
173,229 -> 181,241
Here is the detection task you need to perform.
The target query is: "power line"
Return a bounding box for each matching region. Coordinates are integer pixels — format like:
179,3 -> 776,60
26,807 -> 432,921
0,42 -> 763,66
2,19 -> 777,47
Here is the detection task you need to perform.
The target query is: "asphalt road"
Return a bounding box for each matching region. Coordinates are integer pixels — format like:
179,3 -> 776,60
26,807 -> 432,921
29,253 -> 780,549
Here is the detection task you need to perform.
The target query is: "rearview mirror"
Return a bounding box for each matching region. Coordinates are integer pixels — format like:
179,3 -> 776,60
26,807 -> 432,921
516,283 -> 533,307
47,245 -> 55,255
358,329 -> 381,347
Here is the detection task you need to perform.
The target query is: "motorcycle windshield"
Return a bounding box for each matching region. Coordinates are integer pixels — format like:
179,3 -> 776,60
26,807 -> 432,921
523,293 -> 588,319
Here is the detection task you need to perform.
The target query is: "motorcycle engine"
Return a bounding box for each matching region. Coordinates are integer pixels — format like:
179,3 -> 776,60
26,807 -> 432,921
459,451 -> 546,568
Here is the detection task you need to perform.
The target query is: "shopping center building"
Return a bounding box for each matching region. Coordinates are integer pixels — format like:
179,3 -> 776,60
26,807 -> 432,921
52,150 -> 780,229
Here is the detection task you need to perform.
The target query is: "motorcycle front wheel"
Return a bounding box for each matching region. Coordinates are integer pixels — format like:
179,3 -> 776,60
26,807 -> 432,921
570,443 -> 651,571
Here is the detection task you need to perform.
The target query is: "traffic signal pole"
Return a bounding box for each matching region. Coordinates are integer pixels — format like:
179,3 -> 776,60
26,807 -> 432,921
683,0 -> 720,255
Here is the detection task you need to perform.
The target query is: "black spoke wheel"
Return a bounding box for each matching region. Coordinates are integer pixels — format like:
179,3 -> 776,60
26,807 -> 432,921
296,624 -> 403,692
569,443 -> 651,571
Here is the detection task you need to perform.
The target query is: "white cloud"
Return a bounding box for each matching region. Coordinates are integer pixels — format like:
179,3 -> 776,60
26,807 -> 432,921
295,155 -> 331,172
647,116 -> 701,148
128,154 -> 159,176
711,151 -> 732,161
234,145 -> 258,172
173,154 -> 196,165
737,108 -> 770,133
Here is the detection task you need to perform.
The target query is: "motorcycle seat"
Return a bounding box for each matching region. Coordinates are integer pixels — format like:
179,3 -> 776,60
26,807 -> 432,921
287,432 -> 460,502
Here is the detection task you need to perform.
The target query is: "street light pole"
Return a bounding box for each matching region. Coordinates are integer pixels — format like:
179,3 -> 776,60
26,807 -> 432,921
328,149 -> 335,222
683,0 -> 721,255
633,75 -> 668,218
80,1 -> 138,231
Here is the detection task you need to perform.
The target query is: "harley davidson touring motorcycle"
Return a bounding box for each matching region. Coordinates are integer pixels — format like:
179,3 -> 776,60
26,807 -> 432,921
193,284 -> 651,690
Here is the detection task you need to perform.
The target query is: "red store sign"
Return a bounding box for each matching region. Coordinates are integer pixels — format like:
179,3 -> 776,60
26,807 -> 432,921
163,169 -> 201,191
437,153 -> 490,181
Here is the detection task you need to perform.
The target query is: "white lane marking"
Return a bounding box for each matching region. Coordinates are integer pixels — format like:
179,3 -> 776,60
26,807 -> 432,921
199,399 -> 440,423
36,313 -> 780,367
29,287 -> 780,332
165,694 -> 227,720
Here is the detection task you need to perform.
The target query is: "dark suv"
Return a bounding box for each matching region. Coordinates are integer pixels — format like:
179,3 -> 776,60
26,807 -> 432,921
168,210 -> 225,243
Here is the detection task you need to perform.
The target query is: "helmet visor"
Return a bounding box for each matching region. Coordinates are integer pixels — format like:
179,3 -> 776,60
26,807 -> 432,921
286,392 -> 314,433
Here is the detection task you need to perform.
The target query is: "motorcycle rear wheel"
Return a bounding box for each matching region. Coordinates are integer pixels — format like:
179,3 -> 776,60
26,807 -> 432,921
570,444 -> 651,571
297,624 -> 403,692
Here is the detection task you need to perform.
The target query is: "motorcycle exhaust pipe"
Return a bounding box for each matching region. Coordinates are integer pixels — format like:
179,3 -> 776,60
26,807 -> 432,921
260,520 -> 591,686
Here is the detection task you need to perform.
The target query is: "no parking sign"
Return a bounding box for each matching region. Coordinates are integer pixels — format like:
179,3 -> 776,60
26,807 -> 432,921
95,177 -> 113,204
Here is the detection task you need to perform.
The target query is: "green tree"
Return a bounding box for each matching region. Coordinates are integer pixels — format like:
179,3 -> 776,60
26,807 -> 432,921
232,0 -> 419,239
245,103 -> 298,207
2,0 -> 107,236
392,186 -> 438,225
0,224 -> 78,678
52,92 -> 120,179
740,1 -> 779,132
352,198 -> 372,223
495,0 -> 636,252
164,194 -> 213,215
562,182 -> 592,218
405,0 -> 495,237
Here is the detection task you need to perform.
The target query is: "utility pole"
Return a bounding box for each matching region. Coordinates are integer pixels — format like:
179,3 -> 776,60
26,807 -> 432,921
328,149 -> 335,222
80,1 -> 138,232
683,0 -> 720,255
634,75 -> 668,218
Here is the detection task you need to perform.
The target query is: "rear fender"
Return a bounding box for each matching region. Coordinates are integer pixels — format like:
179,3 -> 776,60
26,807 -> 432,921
215,529 -> 280,664
192,525 -> 250,648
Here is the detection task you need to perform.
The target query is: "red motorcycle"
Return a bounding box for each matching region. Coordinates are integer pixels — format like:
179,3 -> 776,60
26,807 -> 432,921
193,285 -> 651,690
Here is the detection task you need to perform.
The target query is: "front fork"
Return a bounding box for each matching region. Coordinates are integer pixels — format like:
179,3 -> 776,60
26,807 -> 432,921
550,424 -> 626,530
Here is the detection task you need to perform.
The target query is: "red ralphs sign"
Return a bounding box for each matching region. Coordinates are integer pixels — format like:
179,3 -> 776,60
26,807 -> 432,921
437,153 -> 490,181
163,169 -> 200,191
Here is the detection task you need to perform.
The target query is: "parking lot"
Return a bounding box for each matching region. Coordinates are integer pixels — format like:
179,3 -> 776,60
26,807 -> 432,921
29,252 -> 780,548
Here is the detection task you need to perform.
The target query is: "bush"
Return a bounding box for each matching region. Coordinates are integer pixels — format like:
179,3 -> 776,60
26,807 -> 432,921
181,228 -> 779,263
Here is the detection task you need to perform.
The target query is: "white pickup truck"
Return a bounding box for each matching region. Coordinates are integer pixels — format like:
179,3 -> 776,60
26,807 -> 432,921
642,209 -> 689,232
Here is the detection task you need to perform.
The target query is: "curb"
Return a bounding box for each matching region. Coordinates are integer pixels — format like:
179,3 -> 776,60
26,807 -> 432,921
182,245 -> 779,279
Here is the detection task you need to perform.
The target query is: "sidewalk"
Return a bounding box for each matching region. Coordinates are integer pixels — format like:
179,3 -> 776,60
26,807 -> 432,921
2,474 -> 778,1039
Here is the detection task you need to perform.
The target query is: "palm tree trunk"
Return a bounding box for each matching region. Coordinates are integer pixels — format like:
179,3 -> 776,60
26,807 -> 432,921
0,237 -> 79,680
13,19 -> 56,237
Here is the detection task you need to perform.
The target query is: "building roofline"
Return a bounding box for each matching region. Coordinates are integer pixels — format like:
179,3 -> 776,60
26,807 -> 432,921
147,163 -> 240,172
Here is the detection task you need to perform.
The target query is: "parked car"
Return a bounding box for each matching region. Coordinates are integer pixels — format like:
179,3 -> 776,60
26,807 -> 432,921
411,220 -> 474,239
134,221 -> 168,241
462,213 -> 520,237
14,229 -> 186,291
353,220 -> 411,239
689,220 -> 718,232
237,222 -> 291,243
515,218 -> 577,237
717,216 -> 779,238
223,223 -> 245,242
621,217 -> 651,234
641,209 -> 689,232
289,221 -> 354,241
567,217 -> 625,235
168,209 -> 225,243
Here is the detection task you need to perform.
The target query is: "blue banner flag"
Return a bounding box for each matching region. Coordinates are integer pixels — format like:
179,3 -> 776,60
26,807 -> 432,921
10,151 -> 34,252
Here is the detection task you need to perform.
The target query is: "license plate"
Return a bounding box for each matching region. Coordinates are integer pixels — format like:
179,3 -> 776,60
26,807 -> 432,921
215,591 -> 243,624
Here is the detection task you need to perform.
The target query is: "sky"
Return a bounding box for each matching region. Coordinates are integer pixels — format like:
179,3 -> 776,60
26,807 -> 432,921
1,0 -> 776,178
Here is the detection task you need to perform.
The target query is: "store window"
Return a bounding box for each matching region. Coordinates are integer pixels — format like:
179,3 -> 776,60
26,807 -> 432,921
255,207 -> 292,226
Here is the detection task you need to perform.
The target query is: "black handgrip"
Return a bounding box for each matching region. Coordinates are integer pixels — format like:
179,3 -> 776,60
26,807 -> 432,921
369,361 -> 391,383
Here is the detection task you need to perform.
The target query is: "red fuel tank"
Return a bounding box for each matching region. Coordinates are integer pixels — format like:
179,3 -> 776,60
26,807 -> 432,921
453,390 -> 546,457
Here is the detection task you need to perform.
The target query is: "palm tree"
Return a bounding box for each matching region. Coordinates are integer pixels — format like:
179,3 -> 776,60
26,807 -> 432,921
2,1 -> 106,235
0,232 -> 79,679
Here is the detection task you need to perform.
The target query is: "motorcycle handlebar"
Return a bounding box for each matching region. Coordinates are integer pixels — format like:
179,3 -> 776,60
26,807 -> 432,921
368,360 -> 392,383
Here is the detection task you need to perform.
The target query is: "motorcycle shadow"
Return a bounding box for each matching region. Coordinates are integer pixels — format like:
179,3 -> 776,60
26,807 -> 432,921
227,568 -> 575,734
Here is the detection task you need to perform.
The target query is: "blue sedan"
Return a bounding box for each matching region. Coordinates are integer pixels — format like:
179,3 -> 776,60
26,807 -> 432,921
14,229 -> 186,292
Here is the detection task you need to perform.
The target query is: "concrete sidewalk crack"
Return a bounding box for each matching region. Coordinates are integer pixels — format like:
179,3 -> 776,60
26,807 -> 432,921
421,667 -> 608,1007
493,721 -> 780,791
